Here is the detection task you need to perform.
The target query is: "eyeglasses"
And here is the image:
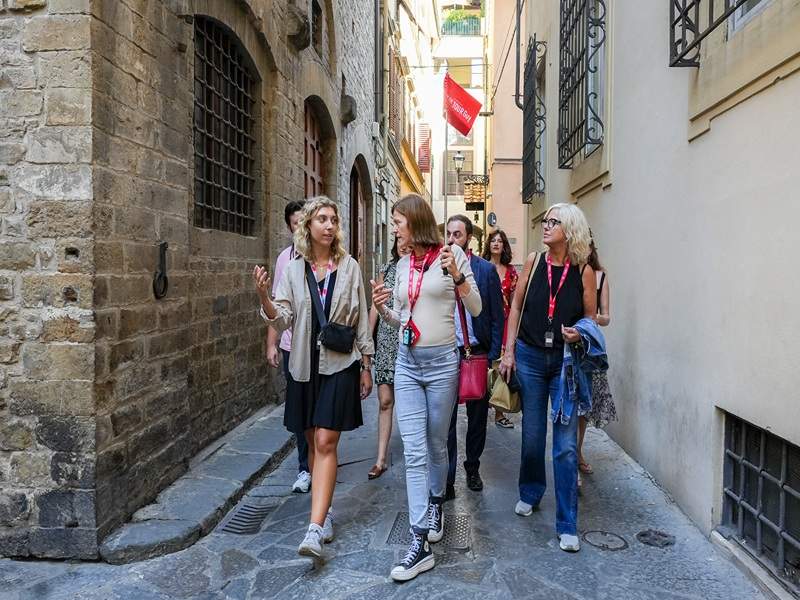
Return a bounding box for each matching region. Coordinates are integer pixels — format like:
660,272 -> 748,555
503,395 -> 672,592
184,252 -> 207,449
540,218 -> 562,230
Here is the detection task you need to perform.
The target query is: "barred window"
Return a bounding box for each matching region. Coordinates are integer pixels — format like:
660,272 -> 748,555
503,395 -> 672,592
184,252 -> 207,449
721,414 -> 800,591
670,0 -> 769,67
557,0 -> 606,169
522,36 -> 546,203
193,17 -> 257,236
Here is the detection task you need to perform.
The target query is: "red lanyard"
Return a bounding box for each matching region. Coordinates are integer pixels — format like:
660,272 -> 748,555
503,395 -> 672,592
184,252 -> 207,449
310,259 -> 334,305
408,248 -> 439,313
546,253 -> 571,322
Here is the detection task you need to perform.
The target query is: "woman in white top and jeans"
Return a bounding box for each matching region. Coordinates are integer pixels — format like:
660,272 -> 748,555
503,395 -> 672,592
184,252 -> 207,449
372,194 -> 481,582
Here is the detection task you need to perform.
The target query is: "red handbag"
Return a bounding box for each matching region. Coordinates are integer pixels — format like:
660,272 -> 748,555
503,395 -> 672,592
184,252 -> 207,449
456,292 -> 489,404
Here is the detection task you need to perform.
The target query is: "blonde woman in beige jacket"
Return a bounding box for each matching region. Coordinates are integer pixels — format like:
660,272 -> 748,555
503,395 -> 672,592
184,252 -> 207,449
253,196 -> 374,558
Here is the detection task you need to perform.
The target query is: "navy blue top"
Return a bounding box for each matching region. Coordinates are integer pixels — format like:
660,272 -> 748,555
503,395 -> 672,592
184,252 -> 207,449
467,254 -> 504,361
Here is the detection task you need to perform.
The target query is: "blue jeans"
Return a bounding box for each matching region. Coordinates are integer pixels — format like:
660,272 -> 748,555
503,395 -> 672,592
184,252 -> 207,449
515,340 -> 578,536
394,344 -> 460,533
283,350 -> 309,473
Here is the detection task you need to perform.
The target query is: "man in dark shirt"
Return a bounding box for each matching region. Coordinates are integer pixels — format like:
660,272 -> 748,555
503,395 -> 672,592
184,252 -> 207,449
445,215 -> 504,497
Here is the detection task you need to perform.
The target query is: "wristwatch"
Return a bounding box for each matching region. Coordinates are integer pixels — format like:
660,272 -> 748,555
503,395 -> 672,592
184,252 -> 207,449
452,272 -> 466,286
360,361 -> 372,371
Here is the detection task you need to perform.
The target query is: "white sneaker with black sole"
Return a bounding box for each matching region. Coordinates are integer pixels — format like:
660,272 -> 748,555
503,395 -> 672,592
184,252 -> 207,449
390,529 -> 434,582
427,502 -> 444,543
322,509 -> 334,543
292,470 -> 311,493
298,523 -> 324,558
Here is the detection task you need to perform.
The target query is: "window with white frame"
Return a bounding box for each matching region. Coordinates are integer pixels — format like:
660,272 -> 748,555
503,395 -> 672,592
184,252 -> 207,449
730,0 -> 772,33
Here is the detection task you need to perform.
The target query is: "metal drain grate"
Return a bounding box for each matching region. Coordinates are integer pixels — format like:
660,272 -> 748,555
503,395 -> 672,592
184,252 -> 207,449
386,511 -> 471,550
583,530 -> 629,551
636,529 -> 676,548
219,502 -> 275,534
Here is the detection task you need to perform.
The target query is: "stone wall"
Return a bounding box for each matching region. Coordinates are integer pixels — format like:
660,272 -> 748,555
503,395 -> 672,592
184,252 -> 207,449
0,0 -> 96,558
0,0 -> 377,559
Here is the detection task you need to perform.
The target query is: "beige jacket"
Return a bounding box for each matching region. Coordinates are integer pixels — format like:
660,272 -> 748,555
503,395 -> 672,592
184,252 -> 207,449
261,254 -> 374,382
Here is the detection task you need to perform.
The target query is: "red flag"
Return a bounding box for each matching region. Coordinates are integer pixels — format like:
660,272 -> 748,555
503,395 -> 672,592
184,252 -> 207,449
444,73 -> 482,136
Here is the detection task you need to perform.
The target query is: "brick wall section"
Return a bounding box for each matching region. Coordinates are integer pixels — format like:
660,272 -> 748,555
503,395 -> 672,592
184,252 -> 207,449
0,0 -> 97,558
0,0 -> 377,558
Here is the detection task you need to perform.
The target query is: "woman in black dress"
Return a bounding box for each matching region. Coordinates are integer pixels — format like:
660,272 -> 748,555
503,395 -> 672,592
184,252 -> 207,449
254,196 -> 374,557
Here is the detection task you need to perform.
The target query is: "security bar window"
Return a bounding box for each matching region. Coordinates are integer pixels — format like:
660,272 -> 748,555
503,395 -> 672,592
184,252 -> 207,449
523,36 -> 546,203
193,17 -> 257,236
557,0 -> 606,169
721,413 -> 800,592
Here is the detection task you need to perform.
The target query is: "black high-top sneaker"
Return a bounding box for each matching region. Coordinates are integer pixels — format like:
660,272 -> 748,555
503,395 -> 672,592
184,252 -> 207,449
427,500 -> 444,543
390,529 -> 434,582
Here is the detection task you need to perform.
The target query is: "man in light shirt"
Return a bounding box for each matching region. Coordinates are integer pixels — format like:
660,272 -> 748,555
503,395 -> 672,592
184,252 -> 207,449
266,200 -> 310,493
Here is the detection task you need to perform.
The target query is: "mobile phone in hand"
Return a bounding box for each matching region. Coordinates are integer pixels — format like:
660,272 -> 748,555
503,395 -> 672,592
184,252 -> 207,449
442,243 -> 450,276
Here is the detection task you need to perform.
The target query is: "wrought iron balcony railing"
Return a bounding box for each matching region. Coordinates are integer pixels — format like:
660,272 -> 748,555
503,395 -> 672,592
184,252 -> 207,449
441,17 -> 481,36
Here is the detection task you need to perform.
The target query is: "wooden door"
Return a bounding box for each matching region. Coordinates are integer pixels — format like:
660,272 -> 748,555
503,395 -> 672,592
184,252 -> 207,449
304,102 -> 323,198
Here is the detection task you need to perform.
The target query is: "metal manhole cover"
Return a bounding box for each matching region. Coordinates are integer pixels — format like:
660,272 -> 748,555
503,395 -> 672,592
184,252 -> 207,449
219,502 -> 276,534
583,530 -> 628,551
636,529 -> 676,548
386,511 -> 470,550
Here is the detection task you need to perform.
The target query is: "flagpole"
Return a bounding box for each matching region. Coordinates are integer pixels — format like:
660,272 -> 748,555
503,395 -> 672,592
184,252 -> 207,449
443,113 -> 448,226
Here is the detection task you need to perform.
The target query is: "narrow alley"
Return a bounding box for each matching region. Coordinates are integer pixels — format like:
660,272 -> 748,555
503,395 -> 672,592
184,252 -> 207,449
0,399 -> 766,599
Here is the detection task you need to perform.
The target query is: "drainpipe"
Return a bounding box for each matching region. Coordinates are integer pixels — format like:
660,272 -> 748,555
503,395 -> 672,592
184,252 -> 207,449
514,0 -> 524,110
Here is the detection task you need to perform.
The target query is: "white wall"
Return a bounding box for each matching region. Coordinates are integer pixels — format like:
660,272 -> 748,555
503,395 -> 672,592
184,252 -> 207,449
526,0 -> 800,532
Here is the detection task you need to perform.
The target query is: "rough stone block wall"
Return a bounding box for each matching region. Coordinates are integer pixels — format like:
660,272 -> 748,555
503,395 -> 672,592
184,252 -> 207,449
89,0 -> 195,540
0,0 -> 97,559
0,0 -> 377,559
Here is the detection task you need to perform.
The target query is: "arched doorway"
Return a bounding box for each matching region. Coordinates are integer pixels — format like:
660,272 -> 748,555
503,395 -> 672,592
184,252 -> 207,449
349,166 -> 366,264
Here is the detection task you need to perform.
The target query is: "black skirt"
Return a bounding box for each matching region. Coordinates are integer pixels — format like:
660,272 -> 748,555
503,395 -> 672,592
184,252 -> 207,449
283,270 -> 363,433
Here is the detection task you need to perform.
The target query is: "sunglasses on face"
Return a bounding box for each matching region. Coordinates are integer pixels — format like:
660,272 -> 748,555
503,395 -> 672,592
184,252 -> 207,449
540,218 -> 562,230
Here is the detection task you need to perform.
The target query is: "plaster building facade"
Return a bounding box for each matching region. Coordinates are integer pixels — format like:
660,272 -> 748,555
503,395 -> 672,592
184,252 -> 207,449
0,0 -> 376,559
520,0 -> 800,592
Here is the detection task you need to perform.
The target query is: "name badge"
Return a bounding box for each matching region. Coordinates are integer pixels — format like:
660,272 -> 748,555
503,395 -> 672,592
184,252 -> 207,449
544,330 -> 554,348
402,319 -> 420,346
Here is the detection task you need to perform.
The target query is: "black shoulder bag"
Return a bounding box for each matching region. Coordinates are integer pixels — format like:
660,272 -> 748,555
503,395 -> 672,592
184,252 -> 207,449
305,262 -> 356,354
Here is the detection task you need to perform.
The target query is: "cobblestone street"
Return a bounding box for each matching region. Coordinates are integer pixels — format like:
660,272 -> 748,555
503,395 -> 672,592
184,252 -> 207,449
0,397 -> 766,599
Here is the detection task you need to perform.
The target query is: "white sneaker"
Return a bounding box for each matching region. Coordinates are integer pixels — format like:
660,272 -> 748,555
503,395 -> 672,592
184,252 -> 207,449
292,470 -> 311,493
515,500 -> 533,516
322,509 -> 334,543
559,533 -> 580,552
298,523 -> 324,557
427,502 -> 444,543
390,530 -> 434,582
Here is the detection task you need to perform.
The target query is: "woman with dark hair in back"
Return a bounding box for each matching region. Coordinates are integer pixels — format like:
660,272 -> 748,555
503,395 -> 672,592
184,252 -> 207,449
372,194 -> 481,582
577,235 -> 616,478
366,237 -> 410,480
482,228 -> 519,429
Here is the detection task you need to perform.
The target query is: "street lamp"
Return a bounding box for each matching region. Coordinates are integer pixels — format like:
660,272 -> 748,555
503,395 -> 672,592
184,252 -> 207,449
453,150 -> 465,179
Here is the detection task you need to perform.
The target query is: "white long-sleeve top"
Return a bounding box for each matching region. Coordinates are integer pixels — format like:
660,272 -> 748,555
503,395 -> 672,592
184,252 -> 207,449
385,244 -> 481,348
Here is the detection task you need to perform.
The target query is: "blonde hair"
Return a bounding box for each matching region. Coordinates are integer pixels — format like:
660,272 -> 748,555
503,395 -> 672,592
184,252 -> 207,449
293,196 -> 347,263
545,203 -> 591,265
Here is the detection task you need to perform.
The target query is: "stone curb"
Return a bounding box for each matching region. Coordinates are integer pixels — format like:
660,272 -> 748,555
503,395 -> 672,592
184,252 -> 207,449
99,404 -> 294,565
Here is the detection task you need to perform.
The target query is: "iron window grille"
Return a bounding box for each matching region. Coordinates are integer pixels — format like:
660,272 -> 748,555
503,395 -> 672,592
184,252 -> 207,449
193,17 -> 257,236
721,413 -> 800,592
523,36 -> 547,204
558,0 -> 606,169
669,0 -> 765,67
